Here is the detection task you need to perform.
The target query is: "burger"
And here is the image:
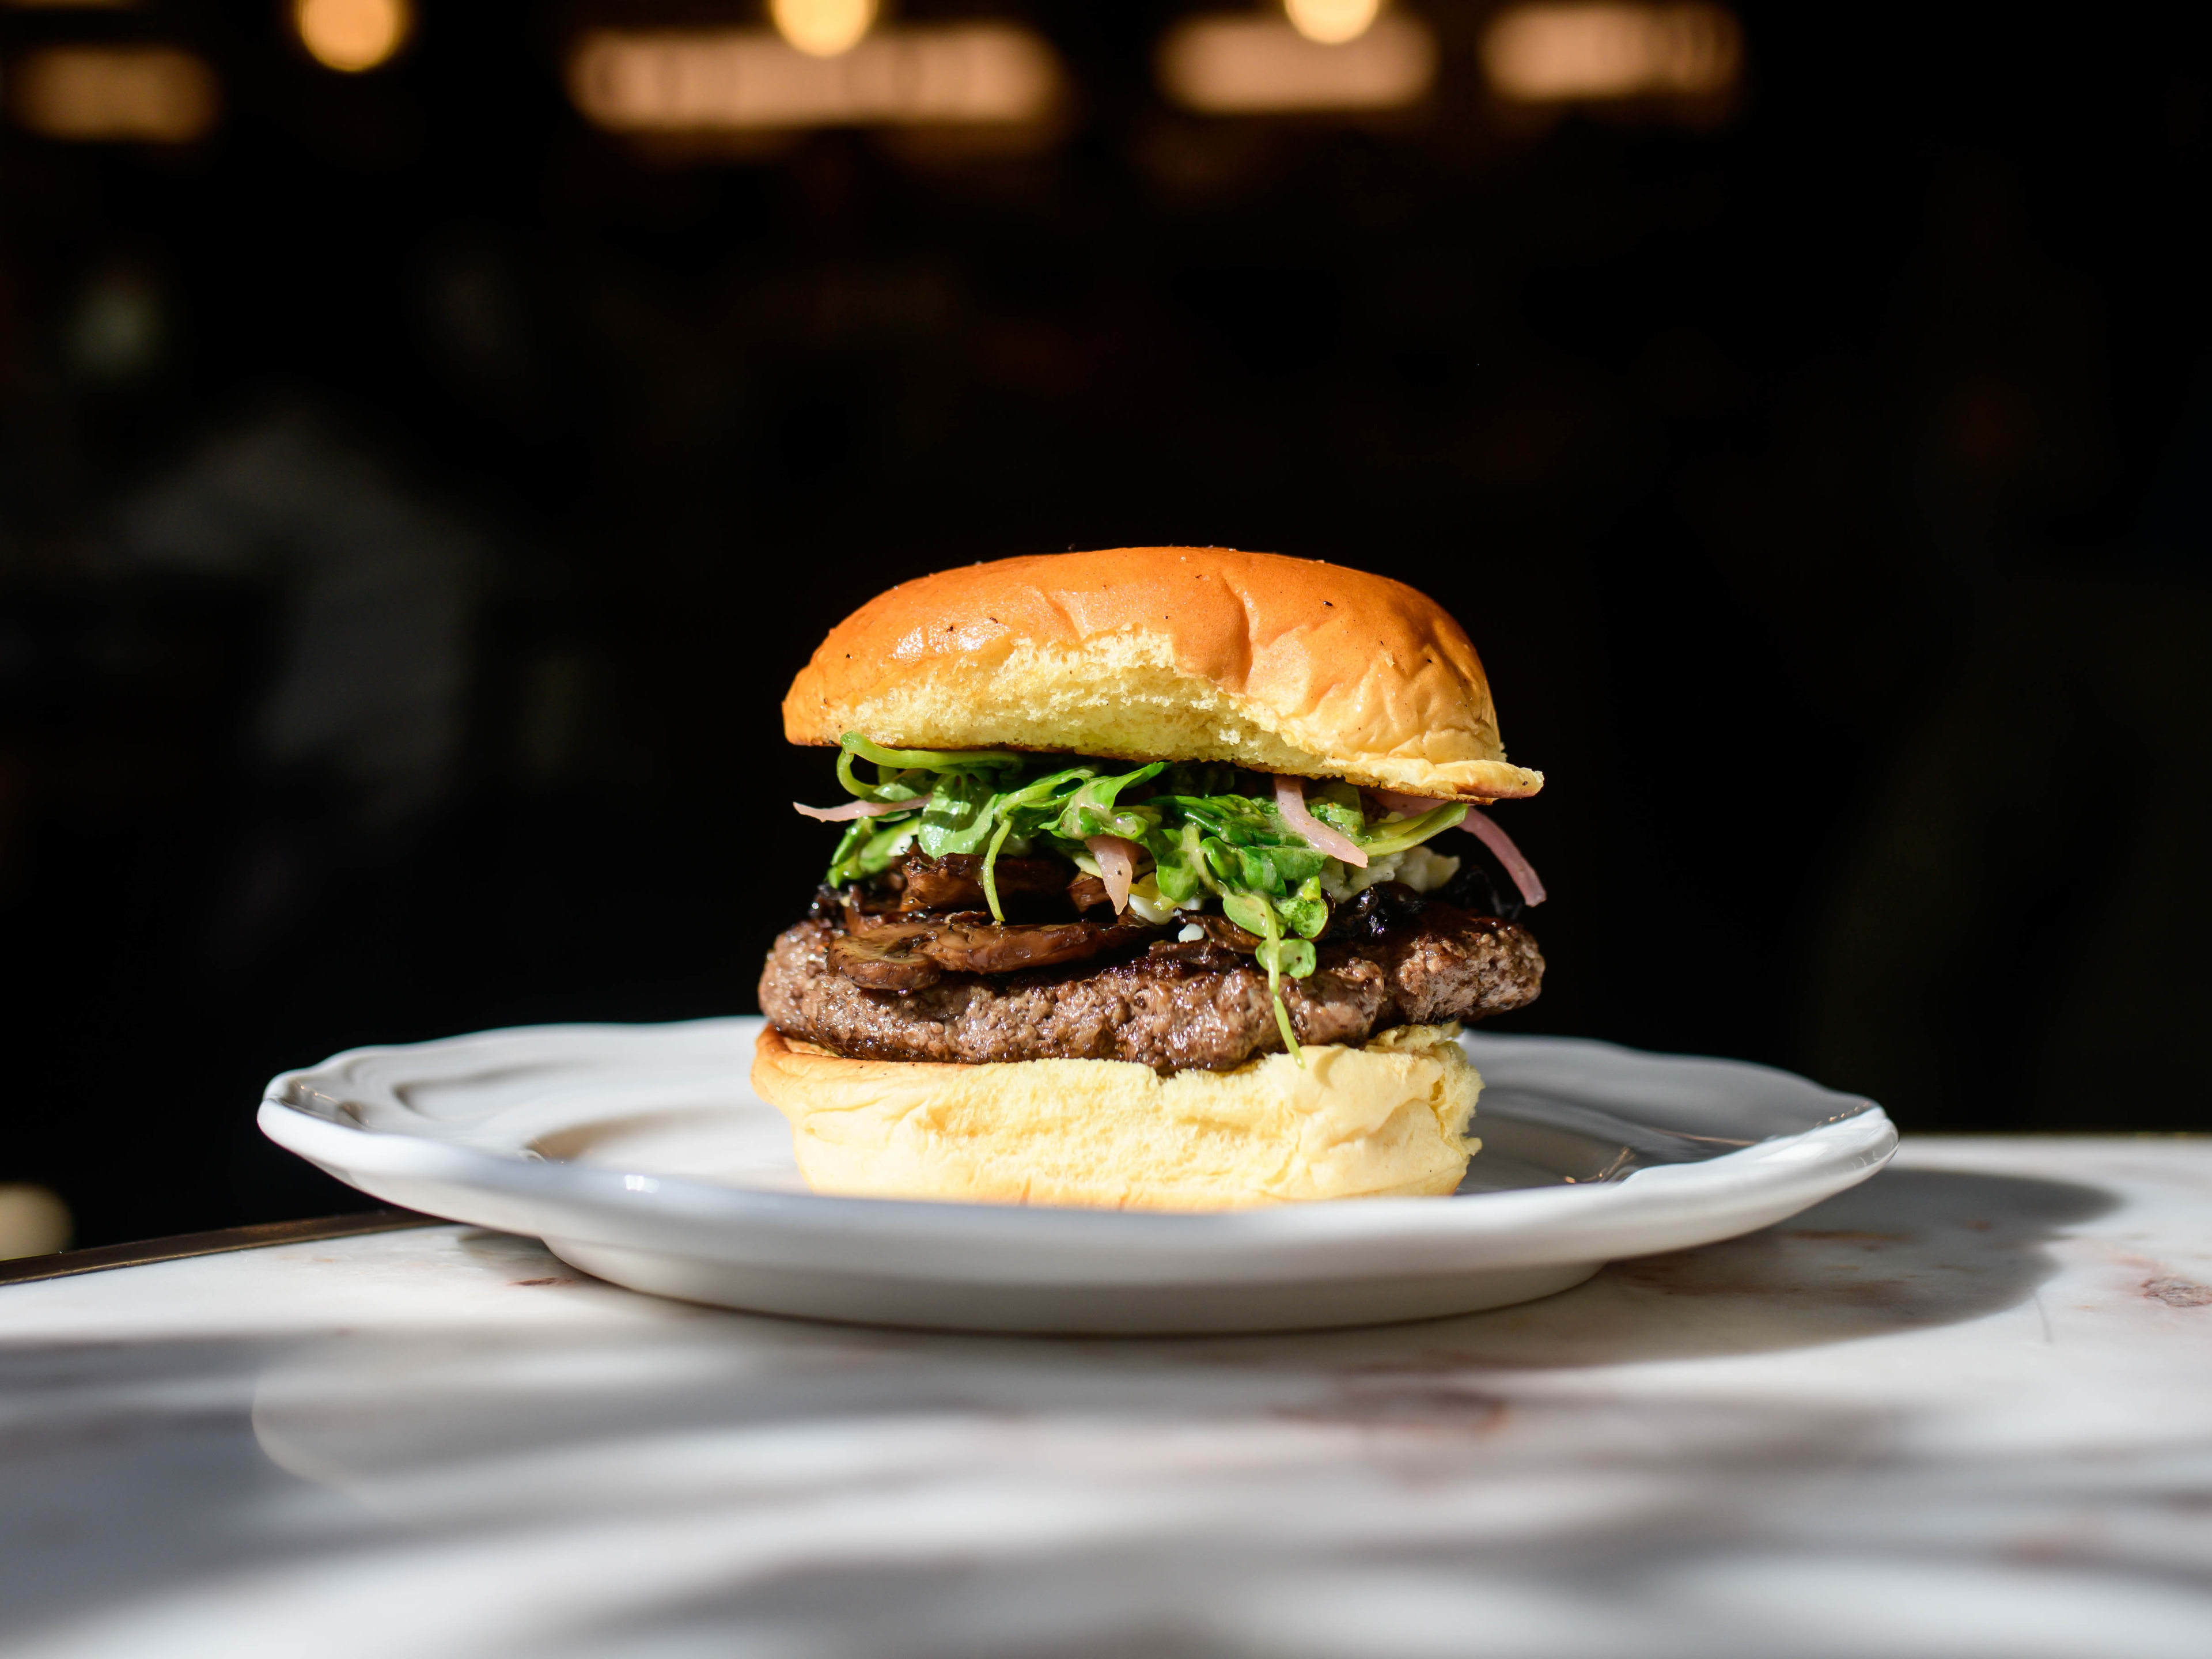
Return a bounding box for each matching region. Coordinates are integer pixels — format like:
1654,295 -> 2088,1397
751,547 -> 1547,1210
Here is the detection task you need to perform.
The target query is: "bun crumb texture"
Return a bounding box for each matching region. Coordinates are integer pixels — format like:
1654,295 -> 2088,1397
751,1022 -> 1483,1210
783,547 -> 1542,801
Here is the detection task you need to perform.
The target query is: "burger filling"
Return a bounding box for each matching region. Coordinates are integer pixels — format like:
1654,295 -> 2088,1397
763,733 -> 1545,1069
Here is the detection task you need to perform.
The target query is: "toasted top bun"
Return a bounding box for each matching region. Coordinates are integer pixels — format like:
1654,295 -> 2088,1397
751,1022 -> 1481,1210
782,547 -> 1541,801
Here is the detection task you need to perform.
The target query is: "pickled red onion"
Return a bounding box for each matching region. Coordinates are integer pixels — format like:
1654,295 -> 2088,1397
1459,807 -> 1547,907
791,794 -> 933,823
1274,775 -> 1368,868
1365,788 -> 1546,907
1086,835 -> 1141,914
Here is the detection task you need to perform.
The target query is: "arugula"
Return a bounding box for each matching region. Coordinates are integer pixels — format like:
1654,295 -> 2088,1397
816,732 -> 1467,1062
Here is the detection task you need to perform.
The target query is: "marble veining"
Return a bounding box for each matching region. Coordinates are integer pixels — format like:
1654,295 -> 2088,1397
2,1138 -> 2210,1657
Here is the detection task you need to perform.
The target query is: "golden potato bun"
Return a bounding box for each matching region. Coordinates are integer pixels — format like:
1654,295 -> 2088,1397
750,1022 -> 1482,1210
781,547 -> 1541,801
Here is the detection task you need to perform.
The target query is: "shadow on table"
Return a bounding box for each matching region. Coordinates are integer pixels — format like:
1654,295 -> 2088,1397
1299,1164 -> 2123,1370
238,1170 -> 2107,1527
214,1166 -> 2116,1502
0,1166 -> 2173,1659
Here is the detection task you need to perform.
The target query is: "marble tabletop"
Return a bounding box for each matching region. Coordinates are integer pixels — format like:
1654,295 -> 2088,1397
3,1136 -> 2211,1659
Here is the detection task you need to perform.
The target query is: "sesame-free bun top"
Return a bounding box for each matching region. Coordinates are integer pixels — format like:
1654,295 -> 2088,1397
782,547 -> 1543,801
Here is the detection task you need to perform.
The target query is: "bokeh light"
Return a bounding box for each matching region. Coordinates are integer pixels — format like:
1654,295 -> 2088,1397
569,25 -> 1062,133
12,46 -> 219,142
1284,0 -> 1382,47
1158,14 -> 1434,113
294,0 -> 414,75
0,1185 -> 71,1262
1482,2 -> 1741,103
770,0 -> 877,59
67,268 -> 166,381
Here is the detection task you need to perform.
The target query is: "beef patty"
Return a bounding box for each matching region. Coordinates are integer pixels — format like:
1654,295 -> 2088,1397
757,902 -> 1544,1072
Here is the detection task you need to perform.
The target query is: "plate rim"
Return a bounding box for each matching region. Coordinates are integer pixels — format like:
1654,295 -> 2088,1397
258,1016 -> 1899,1265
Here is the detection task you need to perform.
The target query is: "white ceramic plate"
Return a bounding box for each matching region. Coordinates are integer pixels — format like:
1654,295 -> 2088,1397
260,1016 -> 1895,1334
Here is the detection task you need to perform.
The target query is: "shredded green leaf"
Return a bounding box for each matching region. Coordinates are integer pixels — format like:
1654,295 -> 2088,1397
840,732 -> 1026,774
812,737 -> 1472,1058
1247,901 -> 1303,1063
979,816 -> 1016,922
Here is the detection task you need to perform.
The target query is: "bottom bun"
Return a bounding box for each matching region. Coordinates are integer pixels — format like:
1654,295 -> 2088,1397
750,1024 -> 1481,1210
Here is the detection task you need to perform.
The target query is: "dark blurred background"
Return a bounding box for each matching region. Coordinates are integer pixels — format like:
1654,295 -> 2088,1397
1,0 -> 2206,1248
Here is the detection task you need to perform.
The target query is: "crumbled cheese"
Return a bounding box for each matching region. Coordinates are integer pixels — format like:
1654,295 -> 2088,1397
1177,922 -> 1205,942
1316,845 -> 1463,899
1395,844 -> 1463,893
1125,874 -> 1178,925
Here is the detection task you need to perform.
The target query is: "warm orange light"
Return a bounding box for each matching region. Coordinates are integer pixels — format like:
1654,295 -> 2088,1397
12,46 -> 218,141
1482,3 -> 1740,103
769,0 -> 876,58
294,0 -> 412,73
1158,14 -> 1434,113
569,26 -> 1063,132
1283,0 -> 1382,46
